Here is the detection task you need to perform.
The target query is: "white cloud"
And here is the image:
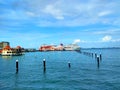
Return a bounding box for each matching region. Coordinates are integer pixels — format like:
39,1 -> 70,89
26,11 -> 36,17
112,39 -> 120,42
43,4 -> 64,20
73,39 -> 80,44
0,9 -> 29,21
98,11 -> 112,17
102,35 -> 112,42
93,29 -> 120,35
73,39 -> 85,44
1,0 -> 120,26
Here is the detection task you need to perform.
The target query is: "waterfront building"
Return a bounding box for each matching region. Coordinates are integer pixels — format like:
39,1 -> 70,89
0,41 -> 10,49
1,45 -> 23,56
0,49 -> 2,54
1,45 -> 13,56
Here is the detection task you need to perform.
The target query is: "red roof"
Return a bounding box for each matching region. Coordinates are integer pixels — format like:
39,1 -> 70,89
16,46 -> 21,49
3,45 -> 11,50
0,49 -> 2,53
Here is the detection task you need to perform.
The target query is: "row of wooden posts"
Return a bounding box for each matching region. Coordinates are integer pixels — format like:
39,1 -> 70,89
15,59 -> 71,73
15,51 -> 102,73
78,51 -> 102,69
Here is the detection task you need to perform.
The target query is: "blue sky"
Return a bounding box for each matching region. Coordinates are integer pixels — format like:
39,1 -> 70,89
0,0 -> 120,48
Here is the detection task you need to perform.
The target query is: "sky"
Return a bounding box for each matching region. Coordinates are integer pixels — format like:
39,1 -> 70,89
0,0 -> 120,48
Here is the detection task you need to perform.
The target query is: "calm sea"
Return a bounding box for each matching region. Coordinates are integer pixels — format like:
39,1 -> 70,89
0,49 -> 120,90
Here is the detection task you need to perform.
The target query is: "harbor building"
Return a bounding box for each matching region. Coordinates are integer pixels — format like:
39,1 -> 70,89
1,45 -> 23,56
0,41 -> 10,49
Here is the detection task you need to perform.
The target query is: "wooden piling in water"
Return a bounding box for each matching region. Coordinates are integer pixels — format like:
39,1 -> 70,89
68,61 -> 71,68
43,59 -> 46,71
97,56 -> 100,68
95,53 -> 97,59
100,54 -> 102,61
92,53 -> 93,58
16,60 -> 19,72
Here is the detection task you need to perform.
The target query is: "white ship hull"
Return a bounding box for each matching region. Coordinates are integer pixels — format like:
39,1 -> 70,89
64,44 -> 80,51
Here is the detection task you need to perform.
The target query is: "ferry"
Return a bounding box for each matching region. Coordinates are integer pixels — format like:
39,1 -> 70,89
64,44 -> 80,51
39,44 -> 64,51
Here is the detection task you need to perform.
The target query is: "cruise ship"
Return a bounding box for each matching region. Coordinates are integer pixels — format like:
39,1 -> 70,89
64,44 -> 80,51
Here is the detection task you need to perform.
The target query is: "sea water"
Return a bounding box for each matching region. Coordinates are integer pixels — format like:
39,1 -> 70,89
0,49 -> 120,90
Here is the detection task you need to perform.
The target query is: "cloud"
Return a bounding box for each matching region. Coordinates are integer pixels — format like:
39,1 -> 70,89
43,4 -> 64,20
73,39 -> 85,44
25,11 -> 36,17
112,39 -> 120,42
102,35 -> 112,42
98,11 -> 112,17
1,0 -> 120,27
93,29 -> 120,35
73,39 -> 80,44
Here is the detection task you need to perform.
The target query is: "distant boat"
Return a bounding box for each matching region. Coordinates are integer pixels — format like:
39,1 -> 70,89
39,44 -> 64,51
39,45 -> 55,51
64,44 -> 80,51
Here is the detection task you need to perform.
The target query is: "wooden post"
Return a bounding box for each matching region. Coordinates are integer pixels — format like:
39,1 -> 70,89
43,59 -> 46,71
95,53 -> 97,59
92,53 -> 93,58
100,54 -> 102,61
97,56 -> 100,69
68,61 -> 71,68
16,60 -> 19,72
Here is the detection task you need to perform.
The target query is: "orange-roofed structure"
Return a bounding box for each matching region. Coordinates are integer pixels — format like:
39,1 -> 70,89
3,45 -> 11,50
1,45 -> 23,56
0,49 -> 2,53
16,46 -> 21,49
40,45 -> 55,51
1,45 -> 12,56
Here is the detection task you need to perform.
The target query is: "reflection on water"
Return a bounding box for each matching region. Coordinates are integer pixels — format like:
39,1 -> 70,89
2,56 -> 12,60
